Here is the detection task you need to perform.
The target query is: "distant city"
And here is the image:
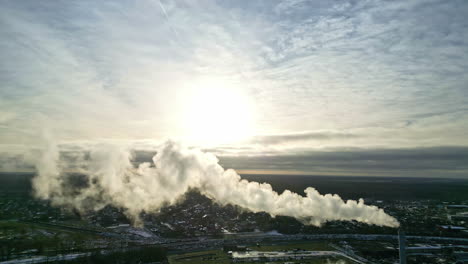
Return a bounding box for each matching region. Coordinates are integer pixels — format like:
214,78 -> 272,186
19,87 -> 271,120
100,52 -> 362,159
1,173 -> 467,263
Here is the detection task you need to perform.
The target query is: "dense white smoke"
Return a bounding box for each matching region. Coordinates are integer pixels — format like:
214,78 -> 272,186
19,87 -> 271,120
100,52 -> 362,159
32,139 -> 399,228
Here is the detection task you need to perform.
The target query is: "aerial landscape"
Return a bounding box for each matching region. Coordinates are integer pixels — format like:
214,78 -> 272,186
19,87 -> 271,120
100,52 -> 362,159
0,0 -> 467,263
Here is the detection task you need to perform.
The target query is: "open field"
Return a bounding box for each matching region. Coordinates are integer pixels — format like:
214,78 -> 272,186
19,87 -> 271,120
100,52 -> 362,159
168,249 -> 230,264
168,249 -> 355,264
168,241 -> 357,264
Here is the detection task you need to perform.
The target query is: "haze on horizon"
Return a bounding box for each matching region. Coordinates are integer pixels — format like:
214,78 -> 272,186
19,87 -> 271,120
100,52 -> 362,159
1,0 -> 468,178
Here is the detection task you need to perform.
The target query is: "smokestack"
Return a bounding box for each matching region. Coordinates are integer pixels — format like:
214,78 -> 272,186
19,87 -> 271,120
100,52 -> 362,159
398,228 -> 406,264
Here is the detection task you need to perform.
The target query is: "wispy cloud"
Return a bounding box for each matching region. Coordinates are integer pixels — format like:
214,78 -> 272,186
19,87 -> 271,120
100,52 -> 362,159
0,0 -> 467,170
250,131 -> 359,145
218,146 -> 468,178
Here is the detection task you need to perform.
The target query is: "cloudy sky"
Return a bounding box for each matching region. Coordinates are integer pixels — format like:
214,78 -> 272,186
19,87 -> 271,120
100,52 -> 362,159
1,0 -> 468,177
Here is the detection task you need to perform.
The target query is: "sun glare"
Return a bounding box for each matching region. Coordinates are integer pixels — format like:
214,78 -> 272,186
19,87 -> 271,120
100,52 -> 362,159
183,80 -> 254,146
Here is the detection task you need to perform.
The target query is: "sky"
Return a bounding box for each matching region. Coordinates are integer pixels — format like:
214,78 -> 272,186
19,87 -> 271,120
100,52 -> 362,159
1,0 -> 468,177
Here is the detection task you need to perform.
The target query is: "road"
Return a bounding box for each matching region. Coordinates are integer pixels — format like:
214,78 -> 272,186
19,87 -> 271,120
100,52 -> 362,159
2,231 -> 466,264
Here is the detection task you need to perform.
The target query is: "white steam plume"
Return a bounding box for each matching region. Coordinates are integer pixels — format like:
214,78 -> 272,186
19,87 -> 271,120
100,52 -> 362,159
33,139 -> 399,228
32,130 -> 62,200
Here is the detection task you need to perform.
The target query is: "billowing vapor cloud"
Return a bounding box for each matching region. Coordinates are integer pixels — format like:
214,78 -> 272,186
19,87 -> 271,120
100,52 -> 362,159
32,139 -> 399,228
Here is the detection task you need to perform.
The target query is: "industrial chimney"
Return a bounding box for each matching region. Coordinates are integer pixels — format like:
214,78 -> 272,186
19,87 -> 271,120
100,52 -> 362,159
398,229 -> 406,264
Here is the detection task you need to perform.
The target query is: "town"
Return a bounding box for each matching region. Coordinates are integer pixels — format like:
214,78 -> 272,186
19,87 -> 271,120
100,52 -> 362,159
1,185 -> 467,264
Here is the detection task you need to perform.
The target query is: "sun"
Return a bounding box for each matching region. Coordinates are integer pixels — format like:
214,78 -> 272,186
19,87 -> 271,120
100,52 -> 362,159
183,80 -> 255,146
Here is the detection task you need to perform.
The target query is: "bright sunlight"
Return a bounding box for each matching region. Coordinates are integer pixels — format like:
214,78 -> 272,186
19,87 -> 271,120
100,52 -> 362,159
183,79 -> 255,146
